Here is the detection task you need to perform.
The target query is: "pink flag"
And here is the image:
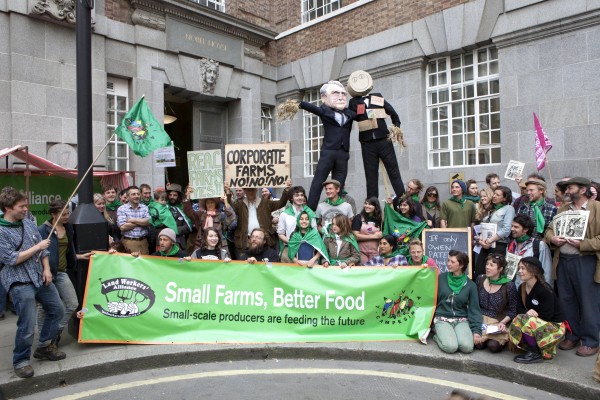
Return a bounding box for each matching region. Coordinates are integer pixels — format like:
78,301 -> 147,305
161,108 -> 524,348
534,113 -> 552,171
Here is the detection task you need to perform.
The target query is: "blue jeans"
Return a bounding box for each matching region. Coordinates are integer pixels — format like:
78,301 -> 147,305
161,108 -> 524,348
37,272 -> 78,331
0,280 -> 7,314
10,283 -> 64,368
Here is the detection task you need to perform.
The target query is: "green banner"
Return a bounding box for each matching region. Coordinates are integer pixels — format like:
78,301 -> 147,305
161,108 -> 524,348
0,175 -> 102,222
79,253 -> 438,344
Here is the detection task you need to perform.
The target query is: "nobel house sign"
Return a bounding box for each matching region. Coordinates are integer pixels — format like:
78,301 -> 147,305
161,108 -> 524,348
166,16 -> 243,68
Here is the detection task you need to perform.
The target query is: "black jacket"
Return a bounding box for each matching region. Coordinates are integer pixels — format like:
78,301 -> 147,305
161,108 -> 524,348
299,102 -> 356,151
349,93 -> 401,142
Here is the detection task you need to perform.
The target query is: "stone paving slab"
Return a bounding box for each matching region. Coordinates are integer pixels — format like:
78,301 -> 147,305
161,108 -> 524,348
0,313 -> 598,399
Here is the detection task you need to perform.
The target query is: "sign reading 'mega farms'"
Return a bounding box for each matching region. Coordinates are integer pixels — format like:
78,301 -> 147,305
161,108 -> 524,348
224,142 -> 290,188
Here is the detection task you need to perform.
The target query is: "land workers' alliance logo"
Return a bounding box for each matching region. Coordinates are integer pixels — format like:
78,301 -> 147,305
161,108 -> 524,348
94,277 -> 156,318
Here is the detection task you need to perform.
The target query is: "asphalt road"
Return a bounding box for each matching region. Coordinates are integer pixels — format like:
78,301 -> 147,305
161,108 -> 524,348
19,359 -> 571,400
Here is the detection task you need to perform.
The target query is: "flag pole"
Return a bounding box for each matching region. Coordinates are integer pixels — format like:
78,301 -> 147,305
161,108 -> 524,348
544,153 -> 555,195
40,133 -> 117,245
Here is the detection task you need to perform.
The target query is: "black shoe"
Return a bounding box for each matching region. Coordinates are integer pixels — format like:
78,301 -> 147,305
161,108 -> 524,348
14,365 -> 34,378
514,351 -> 543,364
33,344 -> 66,361
0,313 -> 5,321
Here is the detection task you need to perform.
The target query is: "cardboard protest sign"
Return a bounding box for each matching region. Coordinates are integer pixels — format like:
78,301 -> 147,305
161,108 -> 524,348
187,149 -> 223,199
225,142 -> 290,188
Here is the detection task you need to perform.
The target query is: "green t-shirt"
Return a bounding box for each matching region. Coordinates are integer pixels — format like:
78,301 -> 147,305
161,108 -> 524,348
440,199 -> 476,228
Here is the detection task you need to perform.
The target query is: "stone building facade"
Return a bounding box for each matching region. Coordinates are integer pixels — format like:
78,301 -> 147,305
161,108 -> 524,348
1,0 -> 599,201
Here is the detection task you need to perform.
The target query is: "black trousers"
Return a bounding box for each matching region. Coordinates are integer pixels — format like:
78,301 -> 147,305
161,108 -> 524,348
361,138 -> 405,199
307,149 -> 350,210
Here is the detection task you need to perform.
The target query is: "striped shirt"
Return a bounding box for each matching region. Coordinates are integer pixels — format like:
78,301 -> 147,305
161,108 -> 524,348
0,218 -> 49,291
117,203 -> 150,239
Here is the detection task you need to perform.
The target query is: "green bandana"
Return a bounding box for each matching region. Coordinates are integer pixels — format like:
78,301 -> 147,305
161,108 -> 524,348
531,199 -> 545,234
141,199 -> 151,206
423,201 -> 437,210
282,204 -> 317,221
449,196 -> 466,209
325,196 -> 345,206
447,272 -> 467,295
160,244 -> 181,257
287,226 -> 329,262
411,194 -> 419,202
148,201 -> 179,232
515,234 -> 531,243
463,194 -> 480,203
106,199 -> 121,211
0,218 -> 23,227
325,232 -> 360,264
488,276 -> 512,285
493,203 -> 504,211
408,255 -> 429,266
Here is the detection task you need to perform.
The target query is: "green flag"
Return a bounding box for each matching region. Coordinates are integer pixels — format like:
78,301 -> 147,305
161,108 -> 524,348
383,203 -> 428,248
114,96 -> 172,157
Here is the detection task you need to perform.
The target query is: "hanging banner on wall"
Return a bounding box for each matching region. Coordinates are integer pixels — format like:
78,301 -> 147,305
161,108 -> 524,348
79,253 -> 437,344
224,142 -> 290,189
187,149 -> 223,199
0,175 -> 102,222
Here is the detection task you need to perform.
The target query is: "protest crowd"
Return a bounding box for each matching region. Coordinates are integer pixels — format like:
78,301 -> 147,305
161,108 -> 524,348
0,77 -> 599,386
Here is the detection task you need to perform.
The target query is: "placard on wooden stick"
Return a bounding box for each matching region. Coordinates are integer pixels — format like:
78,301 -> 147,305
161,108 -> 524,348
187,149 -> 223,200
224,142 -> 290,188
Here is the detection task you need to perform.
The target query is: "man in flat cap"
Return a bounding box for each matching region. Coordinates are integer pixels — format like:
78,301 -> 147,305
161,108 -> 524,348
545,177 -> 600,357
516,176 -> 557,239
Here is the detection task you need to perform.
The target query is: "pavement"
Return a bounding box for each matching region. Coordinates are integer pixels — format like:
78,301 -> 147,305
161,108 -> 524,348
0,312 -> 598,399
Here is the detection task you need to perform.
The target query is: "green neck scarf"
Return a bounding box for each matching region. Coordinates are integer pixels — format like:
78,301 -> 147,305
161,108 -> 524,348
493,203 -> 504,210
488,276 -> 512,285
531,199 -> 545,234
423,201 -> 437,210
408,255 -> 429,265
148,201 -> 179,232
106,199 -> 121,211
326,232 -> 360,264
0,218 -> 23,227
287,228 -> 329,262
447,273 -> 467,295
449,196 -> 466,209
411,194 -> 419,202
463,194 -> 480,203
515,234 -> 531,243
160,244 -> 181,257
325,196 -> 345,206
282,204 -> 317,221
141,199 -> 151,206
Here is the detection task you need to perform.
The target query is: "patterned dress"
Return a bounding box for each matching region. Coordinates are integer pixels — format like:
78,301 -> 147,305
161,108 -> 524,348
508,281 -> 565,359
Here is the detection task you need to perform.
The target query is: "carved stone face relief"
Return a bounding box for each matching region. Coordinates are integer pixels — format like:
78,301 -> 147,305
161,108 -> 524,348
199,58 -> 219,94
31,0 -> 76,24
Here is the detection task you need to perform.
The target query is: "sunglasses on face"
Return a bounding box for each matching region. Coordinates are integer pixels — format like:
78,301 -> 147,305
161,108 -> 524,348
427,192 -> 438,197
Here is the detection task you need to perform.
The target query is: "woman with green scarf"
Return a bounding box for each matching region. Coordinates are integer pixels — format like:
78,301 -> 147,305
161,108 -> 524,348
322,214 -> 361,268
287,212 -> 329,268
475,254 -> 518,353
474,186 -> 515,280
433,250 -> 483,354
420,186 -> 441,228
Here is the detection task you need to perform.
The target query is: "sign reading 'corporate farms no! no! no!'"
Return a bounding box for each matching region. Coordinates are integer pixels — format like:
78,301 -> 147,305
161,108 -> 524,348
224,142 -> 290,189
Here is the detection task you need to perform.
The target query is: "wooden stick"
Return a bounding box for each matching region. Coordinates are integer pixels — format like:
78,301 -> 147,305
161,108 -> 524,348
380,160 -> 391,200
41,133 -> 117,242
